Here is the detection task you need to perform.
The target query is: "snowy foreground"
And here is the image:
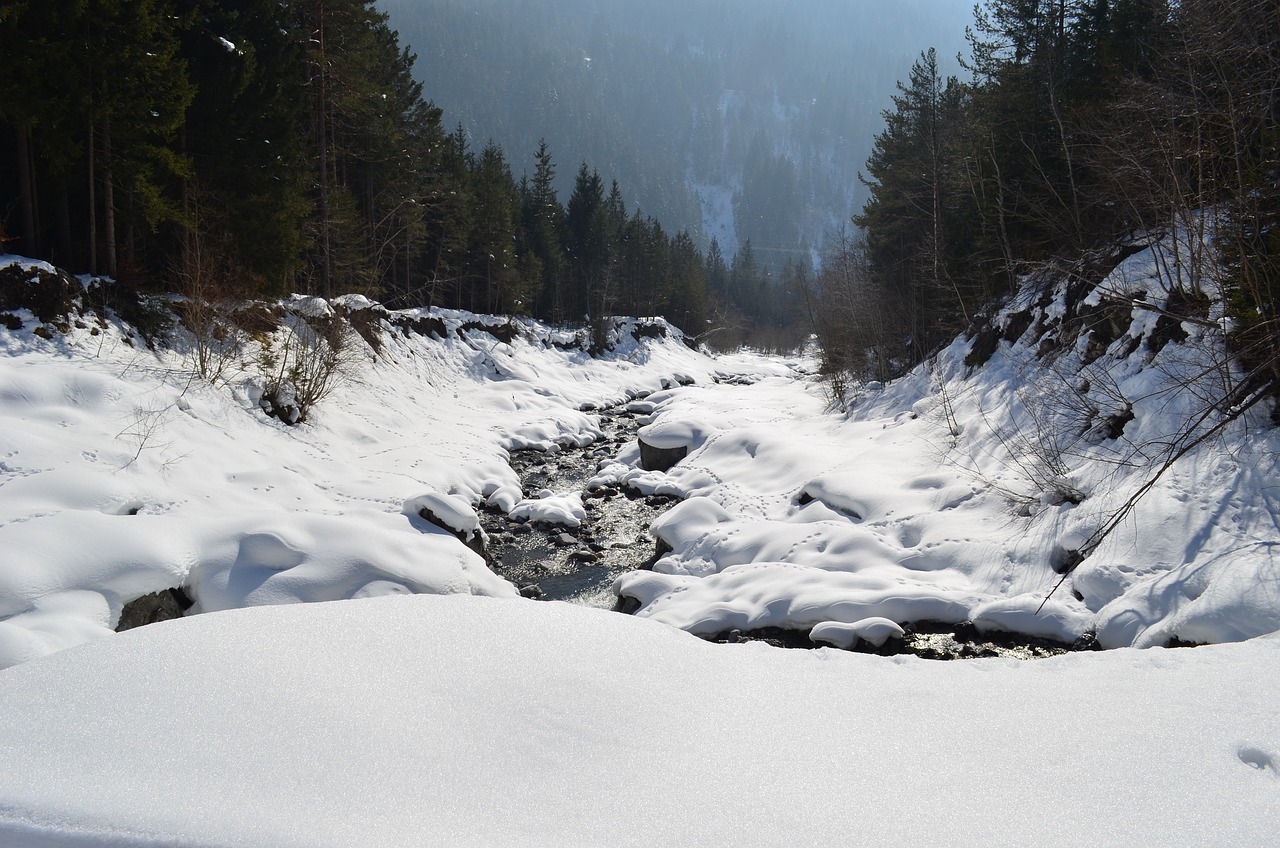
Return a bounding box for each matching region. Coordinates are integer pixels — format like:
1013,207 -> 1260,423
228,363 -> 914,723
2,594 -> 1278,848
3,240 -> 1280,844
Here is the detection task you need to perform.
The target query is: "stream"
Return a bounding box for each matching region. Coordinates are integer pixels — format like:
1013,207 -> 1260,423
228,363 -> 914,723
116,400 -> 1088,661
479,406 -> 676,606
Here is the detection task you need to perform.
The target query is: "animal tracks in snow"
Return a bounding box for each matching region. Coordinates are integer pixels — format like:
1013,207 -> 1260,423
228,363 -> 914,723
1238,746 -> 1280,779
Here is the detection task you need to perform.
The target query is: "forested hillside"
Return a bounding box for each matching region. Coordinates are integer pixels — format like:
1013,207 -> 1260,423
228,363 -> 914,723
378,0 -> 971,268
0,0 -> 761,340
811,0 -> 1278,396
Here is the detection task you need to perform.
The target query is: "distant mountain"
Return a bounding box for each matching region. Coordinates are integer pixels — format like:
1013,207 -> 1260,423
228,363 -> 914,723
378,0 -> 971,267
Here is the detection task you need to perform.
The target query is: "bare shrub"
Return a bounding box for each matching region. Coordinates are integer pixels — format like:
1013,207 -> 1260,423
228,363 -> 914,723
173,216 -> 249,385
258,315 -> 360,424
804,229 -> 906,397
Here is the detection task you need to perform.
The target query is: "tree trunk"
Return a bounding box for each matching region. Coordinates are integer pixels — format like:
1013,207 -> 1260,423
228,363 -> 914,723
55,181 -> 73,269
104,116 -> 117,278
180,129 -> 191,278
404,227 -> 411,305
88,124 -> 97,276
315,3 -> 332,298
15,122 -> 39,257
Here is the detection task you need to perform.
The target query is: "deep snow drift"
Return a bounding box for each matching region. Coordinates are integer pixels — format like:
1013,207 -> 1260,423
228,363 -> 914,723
1,594 -> 1278,848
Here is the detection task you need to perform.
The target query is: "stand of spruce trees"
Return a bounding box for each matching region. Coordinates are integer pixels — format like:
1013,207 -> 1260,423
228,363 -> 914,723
0,0 -> 779,339
817,0 -> 1277,390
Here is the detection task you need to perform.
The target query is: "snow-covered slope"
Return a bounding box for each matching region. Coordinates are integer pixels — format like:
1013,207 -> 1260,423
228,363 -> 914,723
3,244 -> 1280,846
5,223 -> 1279,669
605,225 -> 1280,648
0,255 -> 715,669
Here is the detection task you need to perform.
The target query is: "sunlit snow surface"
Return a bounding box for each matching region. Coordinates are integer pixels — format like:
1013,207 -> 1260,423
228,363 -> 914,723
4,238 -> 1280,843
1,595 -> 1278,847
604,228 -> 1280,649
0,256 -> 712,668
6,227 -> 1280,667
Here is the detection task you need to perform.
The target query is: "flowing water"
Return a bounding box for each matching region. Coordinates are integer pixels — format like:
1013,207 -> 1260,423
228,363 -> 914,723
480,408 -> 676,606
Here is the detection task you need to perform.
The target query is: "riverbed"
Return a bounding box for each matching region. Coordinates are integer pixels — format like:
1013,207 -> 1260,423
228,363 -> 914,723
480,401 -> 1085,661
479,406 -> 676,606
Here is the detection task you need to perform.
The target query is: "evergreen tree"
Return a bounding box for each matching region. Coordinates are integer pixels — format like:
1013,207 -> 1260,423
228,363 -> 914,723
419,125 -> 474,308
467,140 -> 522,313
564,162 -> 608,322
0,0 -> 87,264
85,0 -> 195,277
665,229 -> 709,334
519,139 -> 566,320
857,48 -> 971,357
177,0 -> 311,291
704,237 -> 729,298
730,240 -> 763,318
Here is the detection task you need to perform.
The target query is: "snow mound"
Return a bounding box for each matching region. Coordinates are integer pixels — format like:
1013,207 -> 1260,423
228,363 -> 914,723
1094,546 -> 1280,648
615,562 -> 983,636
1,594 -> 1278,847
404,491 -> 482,542
189,513 -> 514,613
810,616 -> 904,648
508,492 -> 587,528
972,596 -> 1095,643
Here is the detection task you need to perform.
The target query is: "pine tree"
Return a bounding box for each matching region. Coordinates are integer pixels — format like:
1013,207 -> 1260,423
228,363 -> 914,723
704,237 -> 729,298
467,140 -> 522,313
177,0 -> 311,291
0,1 -> 85,262
665,229 -> 709,334
857,48 -> 971,356
88,0 -> 195,277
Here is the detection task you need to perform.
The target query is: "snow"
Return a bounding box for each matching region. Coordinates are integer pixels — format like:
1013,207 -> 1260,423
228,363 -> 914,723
1,595 -> 1278,847
691,181 -> 739,257
597,227 -> 1279,651
403,490 -> 483,542
809,615 -> 905,647
507,491 -> 588,528
6,226 -> 1280,660
0,264 -> 716,669
0,254 -> 57,275
4,234 -> 1280,843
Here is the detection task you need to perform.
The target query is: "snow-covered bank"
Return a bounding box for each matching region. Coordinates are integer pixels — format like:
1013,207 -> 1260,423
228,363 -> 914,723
604,227 -> 1280,649
1,594 -> 1277,848
6,226 -> 1280,665
0,255 -> 718,668
4,244 -> 1280,844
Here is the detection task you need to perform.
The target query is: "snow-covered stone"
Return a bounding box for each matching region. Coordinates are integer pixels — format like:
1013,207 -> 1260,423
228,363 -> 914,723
810,616 -> 905,648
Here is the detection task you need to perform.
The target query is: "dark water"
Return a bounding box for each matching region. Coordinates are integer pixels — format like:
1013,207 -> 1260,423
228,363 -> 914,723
710,621 -> 1090,660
